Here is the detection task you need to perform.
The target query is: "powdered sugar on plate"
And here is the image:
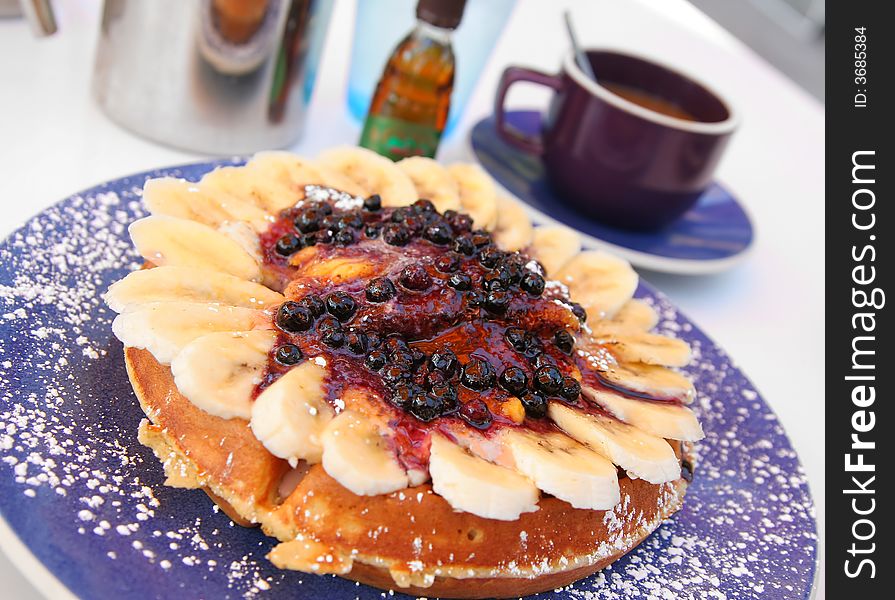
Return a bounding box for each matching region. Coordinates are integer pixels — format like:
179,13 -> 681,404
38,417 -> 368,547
0,161 -> 817,599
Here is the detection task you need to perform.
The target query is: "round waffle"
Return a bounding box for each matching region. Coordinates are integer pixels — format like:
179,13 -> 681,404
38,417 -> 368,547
106,148 -> 703,598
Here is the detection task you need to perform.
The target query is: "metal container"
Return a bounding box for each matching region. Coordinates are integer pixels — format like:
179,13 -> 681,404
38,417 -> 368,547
23,0 -> 334,154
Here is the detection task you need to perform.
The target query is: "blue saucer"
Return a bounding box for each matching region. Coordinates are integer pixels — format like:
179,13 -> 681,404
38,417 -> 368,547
470,111 -> 754,274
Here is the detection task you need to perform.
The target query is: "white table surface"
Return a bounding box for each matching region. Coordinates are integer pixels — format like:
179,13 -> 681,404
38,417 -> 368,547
0,0 -> 824,598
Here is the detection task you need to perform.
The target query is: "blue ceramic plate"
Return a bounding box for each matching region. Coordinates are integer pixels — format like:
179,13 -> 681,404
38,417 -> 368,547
470,111 -> 755,275
0,162 -> 815,599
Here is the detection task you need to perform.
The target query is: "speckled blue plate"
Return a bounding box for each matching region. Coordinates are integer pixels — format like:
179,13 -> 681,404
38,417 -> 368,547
470,111 -> 755,275
0,162 -> 816,599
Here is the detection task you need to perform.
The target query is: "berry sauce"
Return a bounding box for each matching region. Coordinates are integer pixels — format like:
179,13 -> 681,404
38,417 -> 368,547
254,186 -> 681,468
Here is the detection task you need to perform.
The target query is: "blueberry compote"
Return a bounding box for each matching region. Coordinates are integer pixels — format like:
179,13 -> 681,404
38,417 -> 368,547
255,185 -> 682,469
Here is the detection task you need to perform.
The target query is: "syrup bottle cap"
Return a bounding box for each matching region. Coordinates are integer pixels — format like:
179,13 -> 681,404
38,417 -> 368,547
416,0 -> 467,30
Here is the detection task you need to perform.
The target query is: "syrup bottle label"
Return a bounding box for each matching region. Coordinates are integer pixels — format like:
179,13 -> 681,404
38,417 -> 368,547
360,115 -> 442,160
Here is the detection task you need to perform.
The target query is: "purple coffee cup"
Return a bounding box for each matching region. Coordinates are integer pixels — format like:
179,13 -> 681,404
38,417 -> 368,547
494,49 -> 738,230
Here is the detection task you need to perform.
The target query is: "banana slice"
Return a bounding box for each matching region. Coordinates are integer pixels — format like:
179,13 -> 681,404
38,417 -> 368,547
600,362 -> 696,404
321,411 -> 409,496
492,195 -> 534,252
555,251 -> 638,319
111,301 -> 262,364
582,386 -> 703,441
589,323 -> 691,367
104,266 -> 283,313
251,361 -> 333,465
548,402 -> 680,484
218,221 -> 263,264
500,428 -> 619,510
129,216 -> 261,282
428,433 -> 539,521
396,156 -> 461,213
317,147 -> 417,207
200,164 -> 301,214
247,151 -> 367,199
528,225 -> 581,276
143,177 -> 271,231
447,164 -> 498,230
611,299 -> 659,331
171,330 -> 276,420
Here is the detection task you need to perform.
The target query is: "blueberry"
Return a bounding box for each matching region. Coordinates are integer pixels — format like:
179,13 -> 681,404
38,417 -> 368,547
466,290 -> 485,307
410,347 -> 427,367
429,383 -> 458,411
426,369 -> 448,388
459,399 -> 492,429
533,365 -> 564,395
434,254 -> 460,273
365,349 -> 387,371
294,208 -> 321,233
275,234 -> 303,256
314,202 -> 333,216
364,224 -> 382,238
532,352 -> 556,370
367,332 -> 383,349
445,210 -> 473,233
519,391 -> 548,418
497,262 -> 523,285
366,277 -> 396,303
447,272 -> 472,291
320,329 -> 344,348
316,229 -> 334,244
320,214 -> 339,231
478,247 -> 504,269
428,349 -> 458,376
412,199 -> 436,214
274,344 -> 303,365
389,383 -> 415,409
302,234 -> 318,247
345,330 -> 369,354
520,272 -> 546,296
461,357 -> 495,391
382,223 -> 411,246
424,223 -> 453,245
482,272 -> 507,291
453,234 -> 475,256
333,229 -> 355,246
325,291 -> 357,321
383,335 -> 409,354
390,348 -> 415,368
403,215 -> 425,235
498,366 -> 528,395
276,301 -> 314,332
317,314 -> 342,334
297,294 -> 326,318
521,332 -> 542,359
570,302 -> 587,323
504,327 -> 527,352
408,393 -> 444,422
560,377 -> 581,402
399,264 -> 432,291
484,290 -> 510,314
391,206 -> 414,223
554,329 -> 575,354
363,194 -> 382,211
382,364 -> 411,387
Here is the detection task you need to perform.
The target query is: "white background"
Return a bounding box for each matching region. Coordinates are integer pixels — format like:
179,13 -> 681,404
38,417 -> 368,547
0,0 -> 824,597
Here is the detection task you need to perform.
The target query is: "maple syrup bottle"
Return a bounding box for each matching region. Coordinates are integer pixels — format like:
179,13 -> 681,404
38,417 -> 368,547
359,0 -> 467,161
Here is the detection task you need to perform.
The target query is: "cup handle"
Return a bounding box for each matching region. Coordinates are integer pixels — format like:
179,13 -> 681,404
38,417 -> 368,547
494,66 -> 564,155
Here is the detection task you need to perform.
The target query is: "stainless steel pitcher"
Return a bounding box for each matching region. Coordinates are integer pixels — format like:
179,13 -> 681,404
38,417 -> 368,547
22,0 -> 335,154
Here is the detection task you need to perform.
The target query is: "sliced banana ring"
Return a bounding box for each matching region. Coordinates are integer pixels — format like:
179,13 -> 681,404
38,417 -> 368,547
492,195 -> 534,252
611,299 -> 660,331
548,402 -> 680,484
317,146 -> 417,207
251,361 -> 333,465
589,322 -> 691,368
112,301 -> 263,365
447,163 -> 498,230
599,361 -> 696,404
143,177 -> 272,232
247,151 -> 367,199
129,215 -> 261,282
396,156 -> 461,213
104,265 -> 284,313
428,433 -> 539,521
528,225 -> 581,276
582,385 -> 704,442
171,330 -> 277,420
555,250 -> 638,319
320,410 -> 410,496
